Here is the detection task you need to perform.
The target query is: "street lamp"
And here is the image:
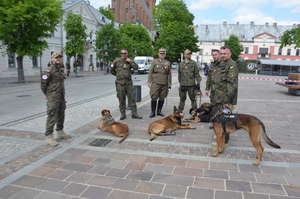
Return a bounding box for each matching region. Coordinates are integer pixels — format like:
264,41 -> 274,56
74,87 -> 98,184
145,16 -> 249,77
104,44 -> 108,75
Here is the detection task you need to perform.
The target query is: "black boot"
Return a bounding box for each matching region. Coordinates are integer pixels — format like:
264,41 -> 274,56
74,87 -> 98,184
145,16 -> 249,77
157,100 -> 165,117
149,100 -> 157,118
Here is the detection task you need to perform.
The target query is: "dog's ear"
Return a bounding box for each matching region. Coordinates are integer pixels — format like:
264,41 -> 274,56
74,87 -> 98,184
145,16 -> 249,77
101,110 -> 105,116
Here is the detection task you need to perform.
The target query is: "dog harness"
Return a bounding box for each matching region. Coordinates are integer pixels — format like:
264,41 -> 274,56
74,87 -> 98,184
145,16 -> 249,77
210,110 -> 239,133
102,116 -> 115,125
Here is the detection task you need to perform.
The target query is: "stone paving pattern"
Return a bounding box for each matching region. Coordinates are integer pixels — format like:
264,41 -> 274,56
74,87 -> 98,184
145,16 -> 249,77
0,70 -> 300,199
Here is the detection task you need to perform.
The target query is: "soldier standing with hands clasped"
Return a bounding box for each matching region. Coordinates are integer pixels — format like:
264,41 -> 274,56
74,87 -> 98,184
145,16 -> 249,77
178,49 -> 202,112
111,49 -> 142,120
41,52 -> 71,146
148,48 -> 172,118
205,46 -> 238,147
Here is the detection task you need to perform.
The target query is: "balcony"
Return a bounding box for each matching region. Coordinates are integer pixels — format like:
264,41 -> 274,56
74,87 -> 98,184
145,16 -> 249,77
257,53 -> 271,59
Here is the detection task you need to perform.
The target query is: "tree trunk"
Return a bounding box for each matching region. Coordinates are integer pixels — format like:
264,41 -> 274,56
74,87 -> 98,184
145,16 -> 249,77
17,56 -> 25,83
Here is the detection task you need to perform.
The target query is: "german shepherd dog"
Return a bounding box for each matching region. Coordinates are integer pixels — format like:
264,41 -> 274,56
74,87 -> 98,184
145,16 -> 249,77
97,109 -> 129,143
204,103 -> 281,165
184,102 -> 215,123
148,106 -> 196,141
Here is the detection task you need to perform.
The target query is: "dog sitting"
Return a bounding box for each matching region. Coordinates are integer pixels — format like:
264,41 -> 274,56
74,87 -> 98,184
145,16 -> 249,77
209,105 -> 281,165
184,102 -> 215,123
148,106 -> 196,141
97,109 -> 129,143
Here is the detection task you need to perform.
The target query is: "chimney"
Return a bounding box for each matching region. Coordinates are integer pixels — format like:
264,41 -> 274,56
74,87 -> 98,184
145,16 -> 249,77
250,21 -> 254,27
273,22 -> 277,28
236,22 -> 239,26
265,22 -> 269,27
223,21 -> 227,26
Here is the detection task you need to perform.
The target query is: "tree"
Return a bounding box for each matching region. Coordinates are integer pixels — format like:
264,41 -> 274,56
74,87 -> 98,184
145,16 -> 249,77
154,0 -> 194,31
0,0 -> 63,82
153,0 -> 199,62
99,6 -> 114,21
119,23 -> 152,56
224,35 -> 244,61
63,10 -> 88,74
95,23 -> 121,63
280,27 -> 300,49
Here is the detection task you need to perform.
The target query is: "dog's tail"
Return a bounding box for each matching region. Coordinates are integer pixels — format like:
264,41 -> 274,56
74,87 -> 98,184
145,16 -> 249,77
260,121 -> 281,149
119,123 -> 129,143
149,132 -> 157,141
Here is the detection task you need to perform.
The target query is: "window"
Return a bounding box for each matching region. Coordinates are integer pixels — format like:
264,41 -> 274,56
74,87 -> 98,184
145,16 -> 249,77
287,49 -> 291,56
8,53 -> 15,68
259,48 -> 268,57
296,49 -> 300,56
32,56 -> 38,68
244,47 -> 249,54
278,48 -> 282,55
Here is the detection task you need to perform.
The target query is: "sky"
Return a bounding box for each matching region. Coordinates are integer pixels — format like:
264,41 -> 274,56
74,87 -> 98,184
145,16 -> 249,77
89,0 -> 300,26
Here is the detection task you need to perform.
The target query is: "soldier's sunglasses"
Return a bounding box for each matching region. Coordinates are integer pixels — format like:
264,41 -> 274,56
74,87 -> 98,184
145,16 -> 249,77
120,53 -> 127,55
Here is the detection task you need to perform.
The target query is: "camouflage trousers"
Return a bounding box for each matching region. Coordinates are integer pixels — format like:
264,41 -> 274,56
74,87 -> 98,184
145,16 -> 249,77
116,82 -> 137,115
45,96 -> 66,136
178,86 -> 197,111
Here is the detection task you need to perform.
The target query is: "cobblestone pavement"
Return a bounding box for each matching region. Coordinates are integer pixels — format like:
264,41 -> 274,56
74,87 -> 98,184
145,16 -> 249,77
0,70 -> 300,199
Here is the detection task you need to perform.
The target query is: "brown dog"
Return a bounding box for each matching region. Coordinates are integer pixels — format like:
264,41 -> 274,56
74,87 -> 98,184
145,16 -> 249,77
210,105 -> 281,165
185,102 -> 215,123
148,106 -> 196,141
97,109 -> 129,143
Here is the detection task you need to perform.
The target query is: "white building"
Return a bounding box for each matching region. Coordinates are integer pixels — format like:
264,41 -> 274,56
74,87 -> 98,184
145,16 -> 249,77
0,0 -> 119,78
194,21 -> 299,64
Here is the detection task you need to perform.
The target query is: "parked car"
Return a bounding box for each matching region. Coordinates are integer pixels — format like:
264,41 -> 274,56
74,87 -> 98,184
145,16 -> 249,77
132,56 -> 154,74
171,62 -> 178,69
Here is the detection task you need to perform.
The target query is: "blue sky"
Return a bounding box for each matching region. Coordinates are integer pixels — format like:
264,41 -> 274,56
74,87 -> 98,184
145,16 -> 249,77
89,0 -> 300,25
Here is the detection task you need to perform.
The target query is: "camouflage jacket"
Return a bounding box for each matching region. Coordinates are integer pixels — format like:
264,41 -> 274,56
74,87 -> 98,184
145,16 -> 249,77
206,58 -> 238,105
40,64 -> 65,98
178,59 -> 201,86
110,58 -> 138,84
148,59 -> 172,85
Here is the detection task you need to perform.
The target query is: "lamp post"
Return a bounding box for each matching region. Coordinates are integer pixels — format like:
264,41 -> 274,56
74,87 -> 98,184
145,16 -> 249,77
104,44 -> 108,75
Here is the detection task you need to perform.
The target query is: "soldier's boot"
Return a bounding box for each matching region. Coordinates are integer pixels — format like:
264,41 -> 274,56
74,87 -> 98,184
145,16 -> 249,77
46,134 -> 58,146
132,112 -> 142,119
149,100 -> 157,118
157,100 -> 165,117
56,130 -> 71,140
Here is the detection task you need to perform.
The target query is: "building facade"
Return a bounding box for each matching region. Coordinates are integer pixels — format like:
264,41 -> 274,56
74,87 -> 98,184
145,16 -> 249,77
109,0 -> 156,41
195,21 -> 299,64
0,0 -> 118,78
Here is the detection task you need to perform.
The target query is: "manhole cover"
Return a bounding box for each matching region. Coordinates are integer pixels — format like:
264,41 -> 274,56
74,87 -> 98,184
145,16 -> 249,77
89,139 -> 111,147
17,95 -> 31,97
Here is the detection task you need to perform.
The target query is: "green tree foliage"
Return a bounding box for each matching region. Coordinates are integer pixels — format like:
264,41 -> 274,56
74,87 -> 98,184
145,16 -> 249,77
119,23 -> 152,56
153,0 -> 198,62
0,0 -> 63,82
224,35 -> 244,61
99,6 -> 114,21
95,23 -> 121,62
280,27 -> 300,48
154,0 -> 194,31
63,11 -> 88,62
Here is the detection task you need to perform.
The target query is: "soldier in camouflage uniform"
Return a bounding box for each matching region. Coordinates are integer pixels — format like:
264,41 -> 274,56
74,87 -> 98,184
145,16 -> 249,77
41,52 -> 71,146
205,47 -> 239,145
111,49 -> 142,120
147,48 -> 172,118
178,49 -> 202,111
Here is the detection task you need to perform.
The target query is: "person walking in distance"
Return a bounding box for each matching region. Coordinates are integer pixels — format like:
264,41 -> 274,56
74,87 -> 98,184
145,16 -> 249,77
41,52 -> 71,146
178,49 -> 201,112
66,61 -> 70,76
148,48 -> 172,118
110,49 -> 142,120
205,47 -> 238,146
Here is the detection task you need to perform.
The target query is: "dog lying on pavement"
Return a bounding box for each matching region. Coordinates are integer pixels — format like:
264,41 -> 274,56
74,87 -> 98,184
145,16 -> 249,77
184,102 -> 214,123
97,109 -> 129,143
203,102 -> 281,165
148,106 -> 196,141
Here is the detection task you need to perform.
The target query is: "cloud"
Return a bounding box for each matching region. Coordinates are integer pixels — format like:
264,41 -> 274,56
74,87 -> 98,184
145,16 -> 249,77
291,5 -> 300,13
273,0 -> 300,8
233,7 -> 276,24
